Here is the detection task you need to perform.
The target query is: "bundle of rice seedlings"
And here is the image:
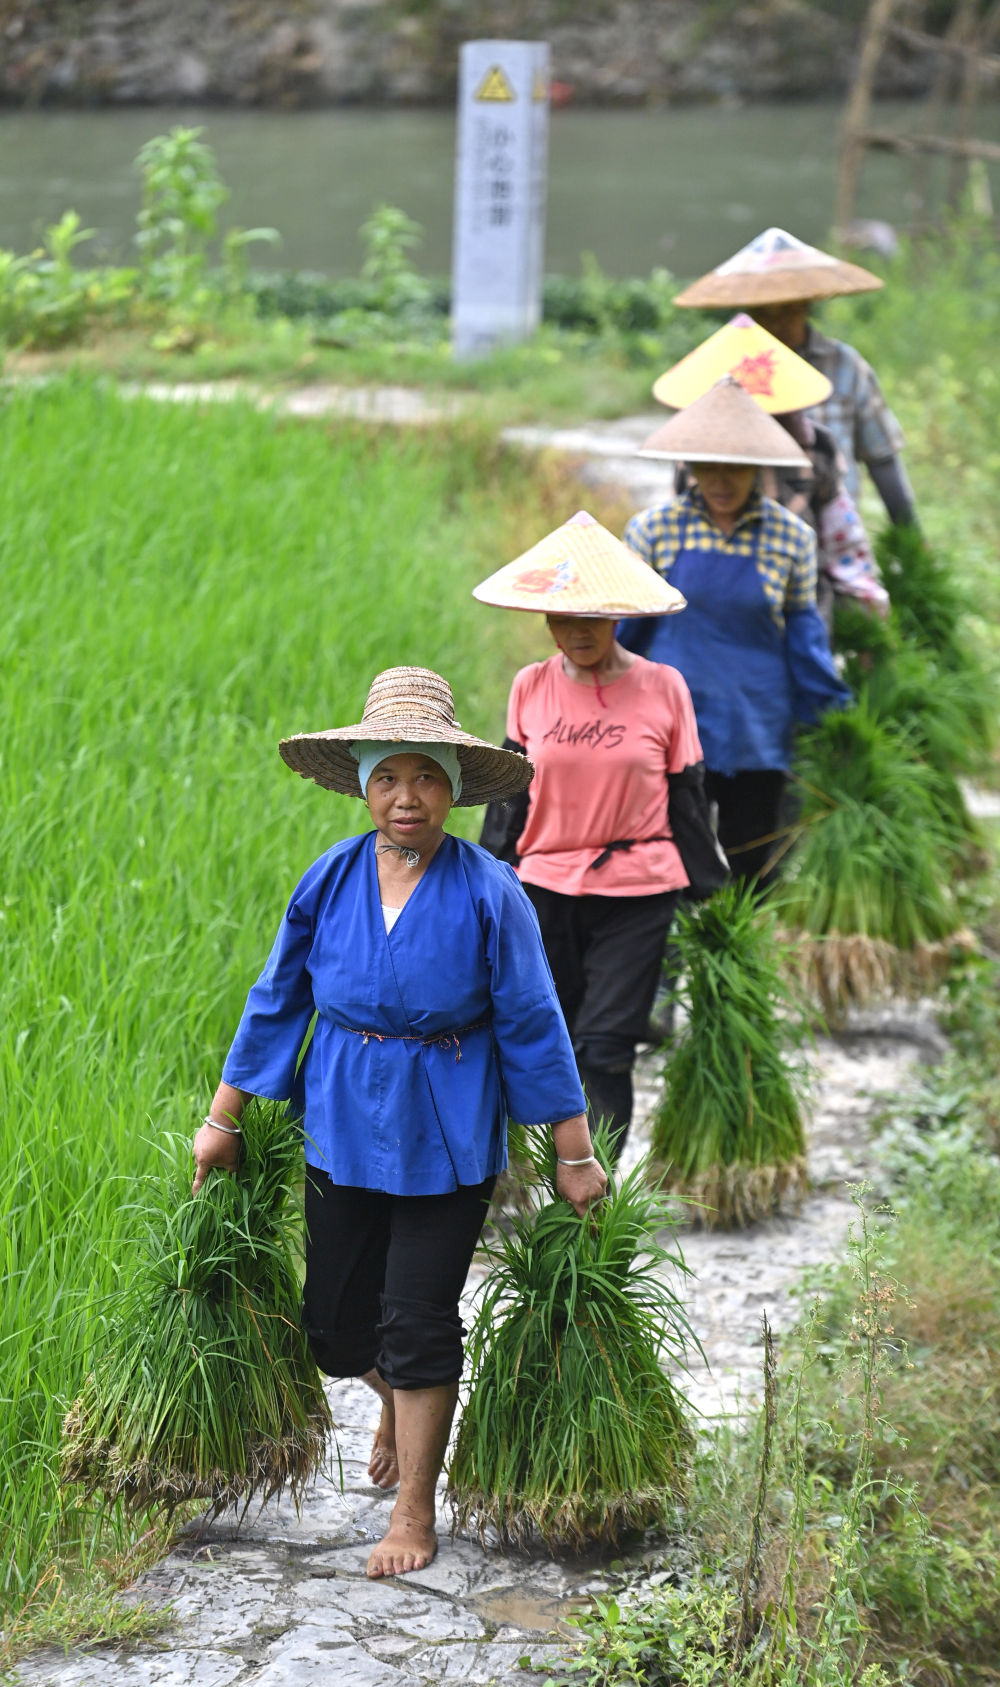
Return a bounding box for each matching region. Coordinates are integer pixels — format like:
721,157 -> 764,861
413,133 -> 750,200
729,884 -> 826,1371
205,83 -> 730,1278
831,596 -> 899,669
778,706 -> 973,1017
848,643 -> 987,860
62,1101 -> 332,1519
487,1122 -> 538,1220
875,523 -> 996,749
447,1128 -> 694,1552
650,883 -> 809,1228
875,522 -> 969,666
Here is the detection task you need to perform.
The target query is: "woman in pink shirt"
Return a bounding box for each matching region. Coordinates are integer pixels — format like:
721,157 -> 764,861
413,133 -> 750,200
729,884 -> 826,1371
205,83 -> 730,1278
475,512 -> 726,1157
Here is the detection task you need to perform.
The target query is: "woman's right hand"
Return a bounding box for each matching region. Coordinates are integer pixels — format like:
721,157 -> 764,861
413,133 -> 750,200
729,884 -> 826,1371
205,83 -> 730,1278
556,1156 -> 608,1217
192,1121 -> 240,1195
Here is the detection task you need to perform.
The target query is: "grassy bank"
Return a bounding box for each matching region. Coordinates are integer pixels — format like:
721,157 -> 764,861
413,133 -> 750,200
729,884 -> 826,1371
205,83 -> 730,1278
0,377 -> 605,1650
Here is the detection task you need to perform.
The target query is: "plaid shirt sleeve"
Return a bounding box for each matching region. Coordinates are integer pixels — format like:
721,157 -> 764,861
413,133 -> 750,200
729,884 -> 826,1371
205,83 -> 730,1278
783,514 -> 818,613
623,503 -> 683,576
851,354 -> 905,465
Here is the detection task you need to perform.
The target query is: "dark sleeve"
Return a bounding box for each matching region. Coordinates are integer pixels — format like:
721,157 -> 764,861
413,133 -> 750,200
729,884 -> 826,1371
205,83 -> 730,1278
785,608 -> 853,725
478,738 -> 530,865
868,456 -> 918,528
667,761 -> 730,901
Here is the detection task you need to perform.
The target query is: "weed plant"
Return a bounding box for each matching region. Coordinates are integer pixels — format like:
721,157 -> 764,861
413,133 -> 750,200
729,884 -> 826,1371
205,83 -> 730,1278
0,375 -> 587,1640
447,1128 -> 695,1551
651,884 -> 809,1227
62,1101 -> 330,1517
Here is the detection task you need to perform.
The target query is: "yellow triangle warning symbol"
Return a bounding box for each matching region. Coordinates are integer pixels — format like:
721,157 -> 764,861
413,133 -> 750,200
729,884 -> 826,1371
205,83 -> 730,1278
532,68 -> 548,102
475,64 -> 516,102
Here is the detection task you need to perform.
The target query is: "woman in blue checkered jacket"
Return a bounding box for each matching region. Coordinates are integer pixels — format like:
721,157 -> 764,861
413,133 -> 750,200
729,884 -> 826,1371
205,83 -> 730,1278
619,378 -> 851,887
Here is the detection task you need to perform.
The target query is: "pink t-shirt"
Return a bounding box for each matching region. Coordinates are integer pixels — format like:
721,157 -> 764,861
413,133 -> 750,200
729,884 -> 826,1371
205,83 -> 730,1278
506,653 -> 703,898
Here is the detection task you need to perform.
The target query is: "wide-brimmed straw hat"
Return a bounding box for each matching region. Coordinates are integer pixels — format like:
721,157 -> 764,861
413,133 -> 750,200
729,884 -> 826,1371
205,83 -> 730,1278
652,314 -> 832,414
472,510 -> 686,617
639,376 -> 811,467
673,227 -> 884,309
279,667 -> 533,806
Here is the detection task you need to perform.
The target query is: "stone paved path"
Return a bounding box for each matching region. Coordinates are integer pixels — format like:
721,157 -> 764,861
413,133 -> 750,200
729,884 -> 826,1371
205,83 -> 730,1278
14,1011 -> 941,1687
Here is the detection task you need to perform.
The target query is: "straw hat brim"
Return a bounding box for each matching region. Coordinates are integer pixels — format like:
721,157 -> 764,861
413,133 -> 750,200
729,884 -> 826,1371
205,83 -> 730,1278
639,376 -> 811,467
473,509 -> 687,617
673,258 -> 884,309
472,574 -> 685,616
279,722 -> 533,806
639,438 -> 809,467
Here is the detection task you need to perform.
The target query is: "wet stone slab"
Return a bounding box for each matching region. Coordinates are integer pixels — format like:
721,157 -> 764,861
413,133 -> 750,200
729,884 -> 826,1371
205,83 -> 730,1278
12,1014 -> 938,1687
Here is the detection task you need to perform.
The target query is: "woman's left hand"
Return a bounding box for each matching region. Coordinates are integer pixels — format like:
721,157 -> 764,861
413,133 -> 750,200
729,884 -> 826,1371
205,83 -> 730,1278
556,1157 -> 608,1216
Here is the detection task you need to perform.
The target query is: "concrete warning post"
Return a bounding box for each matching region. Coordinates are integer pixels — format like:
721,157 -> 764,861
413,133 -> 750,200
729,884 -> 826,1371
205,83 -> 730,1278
451,39 -> 550,359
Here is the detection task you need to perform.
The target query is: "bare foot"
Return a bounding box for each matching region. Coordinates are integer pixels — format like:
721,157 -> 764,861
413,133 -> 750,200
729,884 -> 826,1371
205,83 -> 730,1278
368,1401 -> 399,1490
366,1511 -> 438,1579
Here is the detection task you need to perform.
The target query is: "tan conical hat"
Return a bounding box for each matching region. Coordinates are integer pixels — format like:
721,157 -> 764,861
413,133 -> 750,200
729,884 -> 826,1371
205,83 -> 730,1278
673,227 -> 884,308
639,377 -> 810,466
472,511 -> 686,617
279,667 -> 533,805
652,314 -> 832,414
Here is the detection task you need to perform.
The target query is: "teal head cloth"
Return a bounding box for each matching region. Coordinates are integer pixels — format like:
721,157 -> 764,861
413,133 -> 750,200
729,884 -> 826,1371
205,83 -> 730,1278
350,740 -> 463,804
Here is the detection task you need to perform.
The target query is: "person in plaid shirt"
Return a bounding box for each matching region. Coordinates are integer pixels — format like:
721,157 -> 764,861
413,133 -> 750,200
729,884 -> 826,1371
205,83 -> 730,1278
620,378 -> 851,885
674,228 -> 918,526
752,301 -> 916,524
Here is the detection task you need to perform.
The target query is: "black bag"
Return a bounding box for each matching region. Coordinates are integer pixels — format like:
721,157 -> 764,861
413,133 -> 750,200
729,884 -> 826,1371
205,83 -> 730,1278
478,738 -> 530,866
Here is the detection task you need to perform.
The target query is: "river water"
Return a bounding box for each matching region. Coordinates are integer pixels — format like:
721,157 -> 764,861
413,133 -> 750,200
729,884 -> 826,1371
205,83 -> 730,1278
0,101 -> 994,278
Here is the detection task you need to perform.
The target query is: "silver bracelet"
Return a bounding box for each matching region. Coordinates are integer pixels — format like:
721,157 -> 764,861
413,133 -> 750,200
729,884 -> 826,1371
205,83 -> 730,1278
204,1114 -> 242,1137
557,1154 -> 598,1166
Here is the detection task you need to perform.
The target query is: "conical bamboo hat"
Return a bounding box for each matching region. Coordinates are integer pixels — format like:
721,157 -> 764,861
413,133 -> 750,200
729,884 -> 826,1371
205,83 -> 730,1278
652,314 -> 832,414
673,227 -> 884,308
639,377 -> 811,466
472,511 -> 686,617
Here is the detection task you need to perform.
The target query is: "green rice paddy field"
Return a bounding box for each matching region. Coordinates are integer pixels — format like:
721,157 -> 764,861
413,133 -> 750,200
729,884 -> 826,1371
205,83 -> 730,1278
0,379 -> 581,1633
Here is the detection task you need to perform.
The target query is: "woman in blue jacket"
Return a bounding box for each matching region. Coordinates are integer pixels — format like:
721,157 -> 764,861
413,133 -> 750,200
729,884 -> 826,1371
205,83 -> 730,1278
191,666 -> 605,1579
620,378 -> 851,885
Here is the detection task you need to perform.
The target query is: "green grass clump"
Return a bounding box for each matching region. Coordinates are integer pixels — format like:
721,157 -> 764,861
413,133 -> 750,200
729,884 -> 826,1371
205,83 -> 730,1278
447,1130 -> 694,1551
651,885 -> 808,1227
779,707 -> 972,1014
62,1102 -> 331,1517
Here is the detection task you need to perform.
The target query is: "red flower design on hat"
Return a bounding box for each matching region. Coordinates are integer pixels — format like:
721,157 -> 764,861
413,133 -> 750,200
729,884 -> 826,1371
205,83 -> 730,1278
731,350 -> 778,397
512,558 -> 576,594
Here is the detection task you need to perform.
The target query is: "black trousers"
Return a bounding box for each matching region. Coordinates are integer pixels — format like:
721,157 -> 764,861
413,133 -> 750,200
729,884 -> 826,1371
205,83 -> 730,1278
302,1168 -> 495,1391
705,769 -> 788,888
524,884 -> 679,1153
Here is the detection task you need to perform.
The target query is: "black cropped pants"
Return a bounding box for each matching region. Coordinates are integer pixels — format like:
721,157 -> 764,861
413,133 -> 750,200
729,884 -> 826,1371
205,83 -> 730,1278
523,884 -> 679,1153
302,1167 -> 495,1392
